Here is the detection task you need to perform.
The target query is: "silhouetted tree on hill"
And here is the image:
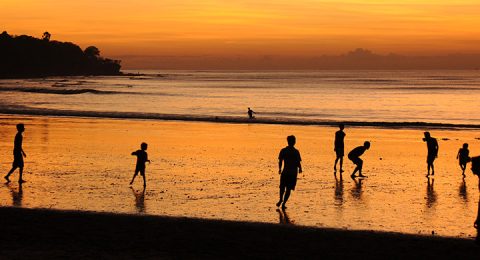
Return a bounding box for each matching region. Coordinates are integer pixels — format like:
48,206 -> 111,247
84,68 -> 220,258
0,31 -> 121,78
84,46 -> 100,58
42,31 -> 51,41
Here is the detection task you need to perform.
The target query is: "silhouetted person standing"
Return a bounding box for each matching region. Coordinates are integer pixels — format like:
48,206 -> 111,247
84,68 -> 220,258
456,143 -> 470,176
4,124 -> 27,183
334,124 -> 346,173
423,132 -> 438,177
247,107 -> 256,119
277,135 -> 302,209
130,142 -> 150,187
348,141 -> 370,178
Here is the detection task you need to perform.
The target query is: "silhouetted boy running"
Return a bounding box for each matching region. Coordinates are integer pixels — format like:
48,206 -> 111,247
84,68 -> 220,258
5,124 -> 27,184
348,141 -> 370,178
334,124 -> 346,173
423,132 -> 438,177
457,143 -> 470,176
130,142 -> 150,187
277,135 -> 302,209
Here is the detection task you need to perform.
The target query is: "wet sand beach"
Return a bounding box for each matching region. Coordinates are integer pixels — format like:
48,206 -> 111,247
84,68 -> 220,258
0,114 -> 479,239
1,207 -> 479,259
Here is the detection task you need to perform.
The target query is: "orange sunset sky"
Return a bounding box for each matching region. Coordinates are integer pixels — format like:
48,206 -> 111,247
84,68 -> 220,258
2,0 -> 480,68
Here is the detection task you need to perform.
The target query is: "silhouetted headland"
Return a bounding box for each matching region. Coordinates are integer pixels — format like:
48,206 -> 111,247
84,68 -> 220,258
0,31 -> 121,78
0,207 -> 478,258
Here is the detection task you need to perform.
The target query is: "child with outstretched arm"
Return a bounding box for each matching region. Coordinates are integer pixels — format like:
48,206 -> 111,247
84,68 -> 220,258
130,142 -> 150,187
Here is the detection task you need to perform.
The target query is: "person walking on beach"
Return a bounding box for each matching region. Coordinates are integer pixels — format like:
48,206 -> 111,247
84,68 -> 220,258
457,143 -> 470,177
4,123 -> 27,184
423,132 -> 439,177
334,124 -> 346,173
247,107 -> 256,119
130,142 -> 150,187
277,135 -> 302,209
348,141 -> 370,179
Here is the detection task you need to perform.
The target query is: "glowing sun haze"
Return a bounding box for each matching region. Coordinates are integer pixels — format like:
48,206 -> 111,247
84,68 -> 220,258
2,0 -> 480,68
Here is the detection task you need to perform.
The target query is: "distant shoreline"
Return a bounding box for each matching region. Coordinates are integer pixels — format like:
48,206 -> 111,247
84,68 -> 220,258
1,110 -> 480,130
0,207 -> 478,258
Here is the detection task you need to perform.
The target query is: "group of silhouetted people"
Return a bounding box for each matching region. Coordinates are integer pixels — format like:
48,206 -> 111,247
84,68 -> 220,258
2,123 -> 152,187
333,124 -> 370,178
277,124 -> 480,210
3,122 -> 480,217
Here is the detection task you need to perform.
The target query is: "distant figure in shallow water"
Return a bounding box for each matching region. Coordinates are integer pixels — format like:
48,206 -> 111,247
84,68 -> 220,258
348,141 -> 370,179
4,123 -> 27,184
423,132 -> 439,177
334,124 -> 346,174
456,143 -> 470,176
130,142 -> 150,187
247,107 -> 256,119
277,135 -> 302,209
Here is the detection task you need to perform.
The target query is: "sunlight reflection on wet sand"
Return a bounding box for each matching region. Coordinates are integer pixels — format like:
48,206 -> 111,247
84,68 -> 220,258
0,115 -> 478,238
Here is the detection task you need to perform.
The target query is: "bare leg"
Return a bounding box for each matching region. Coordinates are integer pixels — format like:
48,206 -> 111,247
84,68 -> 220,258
339,157 -> 344,172
282,188 -> 291,209
351,167 -> 359,178
18,167 -> 25,183
431,163 -> 435,175
358,167 -> 364,177
277,187 -> 285,206
5,166 -> 18,183
130,172 -> 138,185
334,157 -> 339,171
142,174 -> 146,187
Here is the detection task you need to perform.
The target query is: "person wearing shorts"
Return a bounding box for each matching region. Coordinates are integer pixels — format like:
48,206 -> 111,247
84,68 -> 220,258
348,141 -> 370,179
277,135 -> 302,209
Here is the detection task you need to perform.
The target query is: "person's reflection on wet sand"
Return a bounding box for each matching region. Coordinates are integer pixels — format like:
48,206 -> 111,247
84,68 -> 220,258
459,178 -> 468,203
426,178 -> 437,208
7,183 -> 23,207
276,208 -> 293,225
334,175 -> 344,207
130,187 -> 146,213
350,178 -> 363,200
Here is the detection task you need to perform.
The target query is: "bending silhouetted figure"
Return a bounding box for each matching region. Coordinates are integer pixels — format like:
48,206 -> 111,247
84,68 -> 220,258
348,141 -> 370,178
247,107 -> 256,119
334,124 -> 346,173
423,132 -> 438,177
130,142 -> 150,187
4,124 -> 27,183
277,135 -> 302,209
456,143 -> 470,177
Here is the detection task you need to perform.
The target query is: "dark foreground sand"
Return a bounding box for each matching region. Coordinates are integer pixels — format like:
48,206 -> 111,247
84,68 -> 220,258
0,207 -> 479,259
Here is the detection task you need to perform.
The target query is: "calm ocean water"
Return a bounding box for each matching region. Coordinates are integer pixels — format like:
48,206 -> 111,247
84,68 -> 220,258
1,70 -> 480,126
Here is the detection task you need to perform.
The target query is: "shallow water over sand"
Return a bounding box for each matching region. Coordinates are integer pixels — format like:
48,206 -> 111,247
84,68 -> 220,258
2,70 -> 480,125
0,115 -> 479,238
